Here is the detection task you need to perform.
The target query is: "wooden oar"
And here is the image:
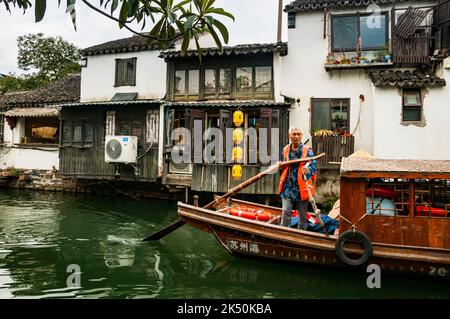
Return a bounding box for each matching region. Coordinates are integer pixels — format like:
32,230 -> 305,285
142,153 -> 326,241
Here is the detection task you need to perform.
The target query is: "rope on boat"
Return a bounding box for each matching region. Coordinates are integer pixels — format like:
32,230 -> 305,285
339,213 -> 368,231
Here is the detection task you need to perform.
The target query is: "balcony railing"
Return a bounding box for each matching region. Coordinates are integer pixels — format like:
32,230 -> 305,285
312,135 -> 355,169
393,34 -> 430,64
436,0 -> 450,26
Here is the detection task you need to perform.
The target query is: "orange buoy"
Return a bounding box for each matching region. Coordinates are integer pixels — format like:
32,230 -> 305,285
229,206 -> 272,222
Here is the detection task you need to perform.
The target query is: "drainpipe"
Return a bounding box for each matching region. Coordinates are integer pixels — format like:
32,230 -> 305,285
277,0 -> 283,43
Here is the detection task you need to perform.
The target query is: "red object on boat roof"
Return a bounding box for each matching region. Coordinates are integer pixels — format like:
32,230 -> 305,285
366,187 -> 397,199
415,206 -> 448,217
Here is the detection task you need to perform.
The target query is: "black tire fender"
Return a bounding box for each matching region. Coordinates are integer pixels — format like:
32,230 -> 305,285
335,230 -> 373,267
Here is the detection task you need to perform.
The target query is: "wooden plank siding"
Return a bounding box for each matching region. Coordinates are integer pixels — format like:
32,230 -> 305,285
60,105 -> 159,181
191,164 -> 280,195
393,34 -> 430,64
436,0 -> 450,26
312,136 -> 354,169
340,176 -> 450,249
435,0 -> 450,51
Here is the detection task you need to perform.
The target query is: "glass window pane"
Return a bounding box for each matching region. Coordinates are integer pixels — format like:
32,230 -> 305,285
404,91 -> 421,106
188,70 -> 199,94
219,68 -> 231,93
116,60 -> 125,85
84,123 -> 94,143
312,100 -> 331,131
331,100 -> 349,131
403,107 -> 421,121
360,15 -> 387,49
204,69 -> 216,93
332,16 -> 358,51
120,123 -> 131,135
128,120 -> 142,139
255,66 -> 272,93
126,59 -> 135,84
236,67 -> 253,93
0,115 -> 5,143
73,124 -> 82,143
174,70 -> 185,94
62,122 -> 70,143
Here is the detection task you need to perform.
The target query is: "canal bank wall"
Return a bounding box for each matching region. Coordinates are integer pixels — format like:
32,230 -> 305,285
0,168 -> 184,201
0,168 -> 340,210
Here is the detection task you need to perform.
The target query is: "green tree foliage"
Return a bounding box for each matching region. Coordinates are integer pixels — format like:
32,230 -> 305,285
0,0 -> 234,52
0,33 -> 81,94
0,75 -> 28,95
17,33 -> 81,81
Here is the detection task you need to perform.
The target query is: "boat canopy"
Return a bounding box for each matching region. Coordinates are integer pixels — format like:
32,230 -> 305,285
340,157 -> 450,179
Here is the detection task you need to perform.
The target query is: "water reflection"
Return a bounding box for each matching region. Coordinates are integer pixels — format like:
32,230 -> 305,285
0,189 -> 449,299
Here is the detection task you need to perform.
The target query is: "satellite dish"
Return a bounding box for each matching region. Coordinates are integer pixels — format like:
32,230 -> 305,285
106,138 -> 122,159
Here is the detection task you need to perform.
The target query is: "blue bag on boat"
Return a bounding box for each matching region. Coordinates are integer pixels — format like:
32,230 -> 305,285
290,214 -> 339,235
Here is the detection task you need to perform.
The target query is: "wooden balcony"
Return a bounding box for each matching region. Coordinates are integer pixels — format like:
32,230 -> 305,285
312,135 -> 355,169
436,0 -> 450,26
393,34 -> 430,64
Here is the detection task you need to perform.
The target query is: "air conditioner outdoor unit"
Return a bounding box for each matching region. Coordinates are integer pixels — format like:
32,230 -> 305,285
169,144 -> 192,174
105,135 -> 138,164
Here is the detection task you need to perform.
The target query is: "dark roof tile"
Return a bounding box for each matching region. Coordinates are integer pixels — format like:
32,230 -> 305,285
285,0 -> 423,13
164,100 -> 290,108
369,70 -> 446,88
0,74 -> 80,109
81,35 -> 159,56
160,42 -> 288,59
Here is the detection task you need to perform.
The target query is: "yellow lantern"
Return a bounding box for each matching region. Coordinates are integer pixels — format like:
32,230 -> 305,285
232,165 -> 242,180
233,128 -> 244,144
233,110 -> 244,127
232,146 -> 243,161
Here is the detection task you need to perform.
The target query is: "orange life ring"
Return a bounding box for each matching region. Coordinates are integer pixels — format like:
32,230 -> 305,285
229,207 -> 272,222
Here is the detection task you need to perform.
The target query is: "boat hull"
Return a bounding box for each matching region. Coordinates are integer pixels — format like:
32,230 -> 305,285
178,202 -> 450,281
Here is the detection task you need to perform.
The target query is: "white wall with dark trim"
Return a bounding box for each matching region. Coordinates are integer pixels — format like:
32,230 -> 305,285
281,2 -> 450,160
0,119 -> 59,170
80,50 -> 166,102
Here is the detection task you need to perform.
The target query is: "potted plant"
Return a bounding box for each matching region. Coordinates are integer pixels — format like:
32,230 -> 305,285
326,52 -> 335,65
377,45 -> 391,63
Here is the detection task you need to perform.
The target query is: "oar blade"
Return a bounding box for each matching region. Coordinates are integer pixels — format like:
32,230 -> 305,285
142,220 -> 186,241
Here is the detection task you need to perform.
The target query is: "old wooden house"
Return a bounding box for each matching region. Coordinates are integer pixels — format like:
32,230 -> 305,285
0,74 -> 80,171
160,43 -> 291,197
282,0 -> 450,199
59,35 -> 166,183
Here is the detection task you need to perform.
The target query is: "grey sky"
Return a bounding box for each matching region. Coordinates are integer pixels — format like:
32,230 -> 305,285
0,0 -> 288,74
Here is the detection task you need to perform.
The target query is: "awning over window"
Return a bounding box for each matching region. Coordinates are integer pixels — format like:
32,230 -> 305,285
5,107 -> 59,117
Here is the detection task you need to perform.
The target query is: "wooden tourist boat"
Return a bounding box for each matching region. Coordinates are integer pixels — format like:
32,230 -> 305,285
177,156 -> 450,280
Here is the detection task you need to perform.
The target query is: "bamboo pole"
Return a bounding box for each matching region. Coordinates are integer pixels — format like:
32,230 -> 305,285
143,153 -> 326,241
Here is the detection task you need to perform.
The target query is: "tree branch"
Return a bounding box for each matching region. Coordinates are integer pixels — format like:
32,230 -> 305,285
81,0 -> 157,39
81,0 -> 205,47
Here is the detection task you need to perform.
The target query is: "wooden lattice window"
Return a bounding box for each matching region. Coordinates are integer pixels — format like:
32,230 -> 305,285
115,58 -> 137,86
0,114 -> 4,144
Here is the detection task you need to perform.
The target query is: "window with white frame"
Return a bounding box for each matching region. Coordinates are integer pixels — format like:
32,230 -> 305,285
146,110 -> 159,144
0,114 -> 4,144
106,111 -> 116,136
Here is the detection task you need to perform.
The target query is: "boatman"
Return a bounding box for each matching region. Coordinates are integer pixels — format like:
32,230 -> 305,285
279,127 -> 317,230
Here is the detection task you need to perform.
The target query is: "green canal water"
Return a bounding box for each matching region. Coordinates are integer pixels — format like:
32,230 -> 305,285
0,189 -> 449,299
